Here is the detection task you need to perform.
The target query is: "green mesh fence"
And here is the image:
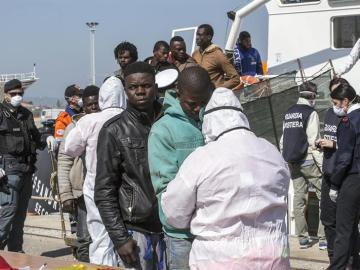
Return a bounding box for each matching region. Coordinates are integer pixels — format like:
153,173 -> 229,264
235,69 -> 332,148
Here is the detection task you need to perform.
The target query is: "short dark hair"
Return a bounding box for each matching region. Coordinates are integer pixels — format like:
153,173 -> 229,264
239,31 -> 251,40
170,36 -> 185,46
329,77 -> 350,91
153,40 -> 170,52
4,79 -> 22,93
331,83 -> 359,103
124,61 -> 155,79
114,41 -> 138,61
299,81 -> 317,94
198,24 -> 214,37
82,85 -> 99,99
178,66 -> 212,94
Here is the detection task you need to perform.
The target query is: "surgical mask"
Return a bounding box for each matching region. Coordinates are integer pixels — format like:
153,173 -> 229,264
77,99 -> 83,108
10,95 -> 23,107
309,99 -> 316,107
333,105 -> 346,117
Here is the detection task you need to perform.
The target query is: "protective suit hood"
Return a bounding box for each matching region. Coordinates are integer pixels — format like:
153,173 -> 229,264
99,76 -> 127,111
202,87 -> 250,143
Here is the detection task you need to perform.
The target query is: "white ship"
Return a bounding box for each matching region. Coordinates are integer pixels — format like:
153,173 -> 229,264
174,0 -> 360,87
0,65 -> 38,101
172,0 -> 360,235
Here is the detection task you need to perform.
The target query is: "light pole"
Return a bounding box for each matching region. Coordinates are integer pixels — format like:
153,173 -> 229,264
86,22 -> 98,85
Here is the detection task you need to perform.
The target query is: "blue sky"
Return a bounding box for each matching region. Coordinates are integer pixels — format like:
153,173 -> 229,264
0,0 -> 267,99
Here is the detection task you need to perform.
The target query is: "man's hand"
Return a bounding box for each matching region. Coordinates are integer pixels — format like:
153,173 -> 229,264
46,136 -> 57,152
316,138 -> 335,149
329,189 -> 338,203
117,238 -> 138,266
62,199 -> 76,213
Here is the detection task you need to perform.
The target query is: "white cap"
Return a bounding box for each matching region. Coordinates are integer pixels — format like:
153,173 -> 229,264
155,68 -> 179,89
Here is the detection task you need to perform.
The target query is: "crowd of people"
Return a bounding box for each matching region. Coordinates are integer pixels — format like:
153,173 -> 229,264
1,21 -> 360,270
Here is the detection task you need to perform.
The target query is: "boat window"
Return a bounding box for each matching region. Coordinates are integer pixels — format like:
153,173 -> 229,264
280,0 -> 319,4
333,15 -> 360,48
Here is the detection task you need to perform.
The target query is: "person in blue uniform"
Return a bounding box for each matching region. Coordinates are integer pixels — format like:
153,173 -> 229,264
233,31 -> 263,76
328,83 -> 360,270
316,78 -> 350,265
280,81 -> 325,249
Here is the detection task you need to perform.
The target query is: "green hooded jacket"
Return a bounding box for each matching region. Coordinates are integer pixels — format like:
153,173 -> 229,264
148,90 -> 204,239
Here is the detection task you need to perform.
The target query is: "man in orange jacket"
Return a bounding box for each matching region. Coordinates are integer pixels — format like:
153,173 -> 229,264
54,85 -> 83,144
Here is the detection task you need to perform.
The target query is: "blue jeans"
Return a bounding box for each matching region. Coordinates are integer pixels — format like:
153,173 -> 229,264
118,231 -> 165,270
165,235 -> 192,270
0,173 -> 32,251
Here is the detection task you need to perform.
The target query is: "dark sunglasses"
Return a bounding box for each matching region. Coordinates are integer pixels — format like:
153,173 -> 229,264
8,92 -> 24,97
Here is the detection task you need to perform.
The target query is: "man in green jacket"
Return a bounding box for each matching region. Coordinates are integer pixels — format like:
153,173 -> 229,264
148,66 -> 213,269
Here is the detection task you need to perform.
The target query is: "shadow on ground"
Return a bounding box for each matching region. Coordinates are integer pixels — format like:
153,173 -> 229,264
41,247 -> 72,258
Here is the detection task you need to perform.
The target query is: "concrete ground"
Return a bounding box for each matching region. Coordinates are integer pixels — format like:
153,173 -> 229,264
21,214 -> 330,269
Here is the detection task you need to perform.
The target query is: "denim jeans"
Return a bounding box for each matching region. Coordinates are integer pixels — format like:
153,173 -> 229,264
0,173 -> 32,251
165,235 -> 192,270
75,195 -> 91,263
118,231 -> 165,270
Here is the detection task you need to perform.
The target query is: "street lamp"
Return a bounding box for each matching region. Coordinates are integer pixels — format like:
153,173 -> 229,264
86,22 -> 98,85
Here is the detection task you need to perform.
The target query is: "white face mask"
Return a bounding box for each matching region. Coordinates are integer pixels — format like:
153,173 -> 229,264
10,95 -> 23,107
309,99 -> 316,107
77,99 -> 83,108
333,105 -> 346,117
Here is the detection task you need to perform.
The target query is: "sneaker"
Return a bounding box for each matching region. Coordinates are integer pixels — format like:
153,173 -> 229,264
319,241 -> 327,250
299,238 -> 310,249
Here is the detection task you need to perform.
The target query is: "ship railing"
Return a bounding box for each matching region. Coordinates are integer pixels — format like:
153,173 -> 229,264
0,72 -> 37,82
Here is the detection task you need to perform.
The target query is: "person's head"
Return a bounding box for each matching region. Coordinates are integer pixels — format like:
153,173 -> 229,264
202,88 -> 250,143
170,36 -> 187,63
330,83 -> 359,115
99,76 -> 127,111
64,84 -> 83,110
177,66 -> 214,121
82,85 -> 100,114
156,67 -> 179,96
153,41 -> 170,63
238,31 -> 252,50
299,82 -> 317,107
329,77 -> 350,92
196,24 -> 214,49
3,79 -> 24,108
124,62 -> 157,111
114,41 -> 138,70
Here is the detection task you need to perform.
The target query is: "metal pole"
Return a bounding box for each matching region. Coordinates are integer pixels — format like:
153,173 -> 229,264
86,22 -> 98,85
225,0 -> 270,53
297,58 -> 306,84
91,29 -> 95,84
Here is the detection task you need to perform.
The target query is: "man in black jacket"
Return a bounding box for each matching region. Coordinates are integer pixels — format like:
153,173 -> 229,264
0,79 -> 50,251
94,62 -> 163,269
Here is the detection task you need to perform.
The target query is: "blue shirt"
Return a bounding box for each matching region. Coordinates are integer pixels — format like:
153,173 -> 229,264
65,105 -> 78,117
234,44 -> 263,76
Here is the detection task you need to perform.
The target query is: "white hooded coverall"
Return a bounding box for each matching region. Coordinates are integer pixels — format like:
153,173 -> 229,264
161,88 -> 291,270
65,76 -> 127,266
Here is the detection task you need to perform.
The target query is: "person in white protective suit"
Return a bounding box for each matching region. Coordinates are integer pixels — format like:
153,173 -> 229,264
161,87 -> 291,270
64,76 -> 127,266
336,38 -> 360,76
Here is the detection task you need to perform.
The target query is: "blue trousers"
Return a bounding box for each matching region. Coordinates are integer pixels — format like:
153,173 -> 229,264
165,235 -> 192,270
0,173 -> 32,251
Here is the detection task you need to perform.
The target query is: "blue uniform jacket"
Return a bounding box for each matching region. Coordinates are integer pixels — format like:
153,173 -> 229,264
234,44 -> 263,76
330,107 -> 360,189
